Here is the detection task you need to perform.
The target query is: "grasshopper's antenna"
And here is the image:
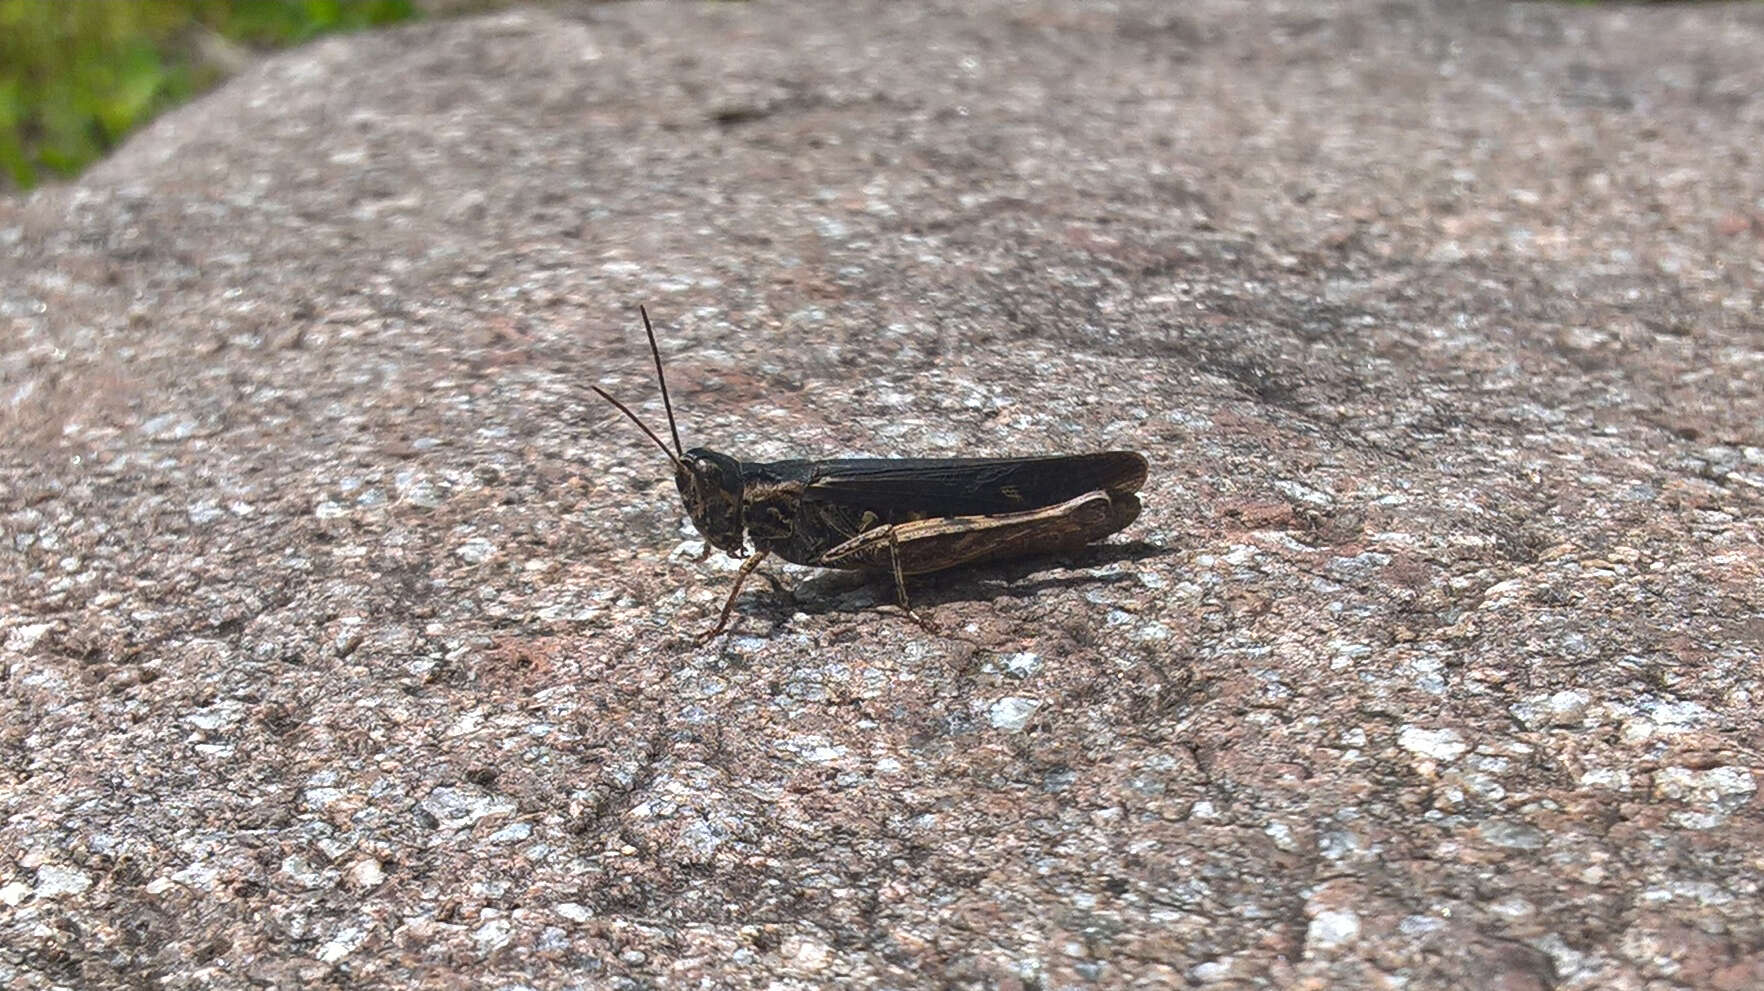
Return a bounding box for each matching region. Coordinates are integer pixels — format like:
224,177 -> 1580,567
639,305 -> 686,459
592,385 -> 685,472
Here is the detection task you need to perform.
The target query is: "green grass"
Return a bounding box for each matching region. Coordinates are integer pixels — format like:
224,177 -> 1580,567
0,0 -> 418,190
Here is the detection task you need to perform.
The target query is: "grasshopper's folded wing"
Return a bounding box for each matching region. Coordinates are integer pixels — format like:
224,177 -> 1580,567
798,451 -> 1146,519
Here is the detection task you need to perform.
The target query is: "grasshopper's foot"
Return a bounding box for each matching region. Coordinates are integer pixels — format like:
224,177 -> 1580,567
695,602 -> 741,643
898,604 -> 938,634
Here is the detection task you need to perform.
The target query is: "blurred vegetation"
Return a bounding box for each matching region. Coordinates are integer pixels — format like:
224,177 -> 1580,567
0,0 -> 418,190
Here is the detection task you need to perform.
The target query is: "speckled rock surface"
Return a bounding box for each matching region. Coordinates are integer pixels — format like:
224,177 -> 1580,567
3,2 -> 1762,988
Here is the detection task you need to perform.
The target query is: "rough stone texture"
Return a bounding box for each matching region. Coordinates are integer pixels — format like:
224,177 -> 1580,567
2,1 -> 1762,988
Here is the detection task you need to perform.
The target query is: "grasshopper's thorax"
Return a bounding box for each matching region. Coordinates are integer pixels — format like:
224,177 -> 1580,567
677,448 -> 747,556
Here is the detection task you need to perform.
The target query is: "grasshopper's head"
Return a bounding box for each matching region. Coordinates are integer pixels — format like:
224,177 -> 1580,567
677,447 -> 746,556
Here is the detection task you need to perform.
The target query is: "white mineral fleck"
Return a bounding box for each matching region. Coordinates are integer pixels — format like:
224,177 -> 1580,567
456,537 -> 495,564
421,786 -> 517,829
1305,909 -> 1359,949
316,925 -> 366,964
989,696 -> 1041,732
34,865 -> 92,899
1398,726 -> 1468,761
346,858 -> 385,889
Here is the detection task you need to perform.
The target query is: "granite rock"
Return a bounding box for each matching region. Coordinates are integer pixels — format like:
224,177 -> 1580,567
3,2 -> 1762,988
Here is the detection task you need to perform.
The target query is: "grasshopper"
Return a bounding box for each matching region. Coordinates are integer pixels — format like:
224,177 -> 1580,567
593,307 -> 1148,639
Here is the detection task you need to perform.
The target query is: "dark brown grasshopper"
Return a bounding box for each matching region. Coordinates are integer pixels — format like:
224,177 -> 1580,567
593,307 -> 1147,639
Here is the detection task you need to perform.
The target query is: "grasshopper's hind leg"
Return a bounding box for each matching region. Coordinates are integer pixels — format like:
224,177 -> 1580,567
818,492 -> 1129,631
823,491 -> 1125,573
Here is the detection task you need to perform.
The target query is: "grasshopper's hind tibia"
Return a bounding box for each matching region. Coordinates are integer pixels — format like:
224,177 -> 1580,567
883,524 -> 936,632
821,488 -> 1141,596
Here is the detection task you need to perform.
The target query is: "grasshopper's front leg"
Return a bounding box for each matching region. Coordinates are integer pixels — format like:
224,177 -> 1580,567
692,481 -> 811,640
699,550 -> 770,642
